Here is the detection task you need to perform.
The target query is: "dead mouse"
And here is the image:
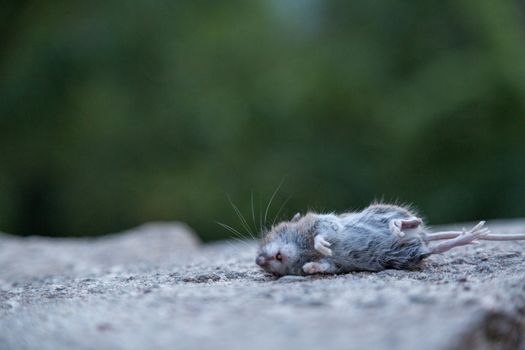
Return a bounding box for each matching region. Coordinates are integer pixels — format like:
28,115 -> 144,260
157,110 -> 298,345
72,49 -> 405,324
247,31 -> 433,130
255,203 -> 525,276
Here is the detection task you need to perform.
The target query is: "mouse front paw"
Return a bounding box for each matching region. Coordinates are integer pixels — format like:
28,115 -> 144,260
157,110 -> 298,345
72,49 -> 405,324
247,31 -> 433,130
314,235 -> 332,256
302,262 -> 322,274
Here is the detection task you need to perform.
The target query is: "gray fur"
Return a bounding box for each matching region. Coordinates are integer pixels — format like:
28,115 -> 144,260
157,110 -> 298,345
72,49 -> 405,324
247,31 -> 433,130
256,204 -> 431,276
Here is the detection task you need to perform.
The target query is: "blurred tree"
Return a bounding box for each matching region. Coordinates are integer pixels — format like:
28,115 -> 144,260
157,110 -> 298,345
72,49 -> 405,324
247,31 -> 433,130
1,1 -> 524,239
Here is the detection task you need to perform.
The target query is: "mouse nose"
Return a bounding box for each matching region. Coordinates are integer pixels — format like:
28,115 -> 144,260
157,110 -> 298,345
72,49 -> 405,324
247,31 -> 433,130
256,254 -> 271,267
256,255 -> 266,266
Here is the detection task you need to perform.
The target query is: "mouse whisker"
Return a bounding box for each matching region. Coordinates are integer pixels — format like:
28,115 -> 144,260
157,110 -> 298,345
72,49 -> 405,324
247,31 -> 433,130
251,191 -> 258,236
259,195 -> 263,234
263,177 -> 286,229
216,221 -> 250,241
272,194 -> 293,227
229,236 -> 252,247
227,194 -> 256,239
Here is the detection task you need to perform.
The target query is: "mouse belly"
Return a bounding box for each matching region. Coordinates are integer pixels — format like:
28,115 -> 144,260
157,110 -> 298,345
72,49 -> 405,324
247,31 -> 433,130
330,233 -> 430,272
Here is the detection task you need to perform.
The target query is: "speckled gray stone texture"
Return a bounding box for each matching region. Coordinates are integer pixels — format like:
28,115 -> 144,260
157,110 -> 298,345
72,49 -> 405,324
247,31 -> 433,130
1,220 -> 524,350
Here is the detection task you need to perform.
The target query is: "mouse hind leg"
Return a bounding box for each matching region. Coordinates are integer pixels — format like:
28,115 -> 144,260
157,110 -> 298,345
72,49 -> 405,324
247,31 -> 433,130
428,222 -> 490,254
425,221 -> 525,242
389,217 -> 423,238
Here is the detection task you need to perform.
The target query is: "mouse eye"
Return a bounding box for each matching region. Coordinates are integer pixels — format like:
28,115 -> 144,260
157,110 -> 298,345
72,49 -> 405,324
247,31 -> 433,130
276,252 -> 282,261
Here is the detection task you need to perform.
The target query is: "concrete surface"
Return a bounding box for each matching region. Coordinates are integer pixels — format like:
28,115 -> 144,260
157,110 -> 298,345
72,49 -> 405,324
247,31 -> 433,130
1,220 -> 524,350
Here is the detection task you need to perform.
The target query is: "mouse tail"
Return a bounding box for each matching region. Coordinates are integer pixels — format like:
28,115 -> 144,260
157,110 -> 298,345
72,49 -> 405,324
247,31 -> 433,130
478,233 -> 525,241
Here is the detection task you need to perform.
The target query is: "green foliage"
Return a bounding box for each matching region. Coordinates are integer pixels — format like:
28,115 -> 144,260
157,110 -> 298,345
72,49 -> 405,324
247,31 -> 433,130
1,1 -> 525,240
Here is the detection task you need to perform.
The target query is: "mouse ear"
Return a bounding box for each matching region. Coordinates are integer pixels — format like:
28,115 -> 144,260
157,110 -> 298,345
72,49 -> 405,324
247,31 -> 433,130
291,212 -> 301,222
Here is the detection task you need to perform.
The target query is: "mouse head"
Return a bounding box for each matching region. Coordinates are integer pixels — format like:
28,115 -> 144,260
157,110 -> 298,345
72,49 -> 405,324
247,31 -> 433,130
256,213 -> 316,276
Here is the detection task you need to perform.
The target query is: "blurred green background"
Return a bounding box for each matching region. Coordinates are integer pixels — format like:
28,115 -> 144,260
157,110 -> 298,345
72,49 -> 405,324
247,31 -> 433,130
1,1 -> 525,240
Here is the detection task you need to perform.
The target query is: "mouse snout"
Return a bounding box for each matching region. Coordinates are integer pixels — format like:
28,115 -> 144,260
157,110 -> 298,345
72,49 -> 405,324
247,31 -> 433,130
256,254 -> 273,267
